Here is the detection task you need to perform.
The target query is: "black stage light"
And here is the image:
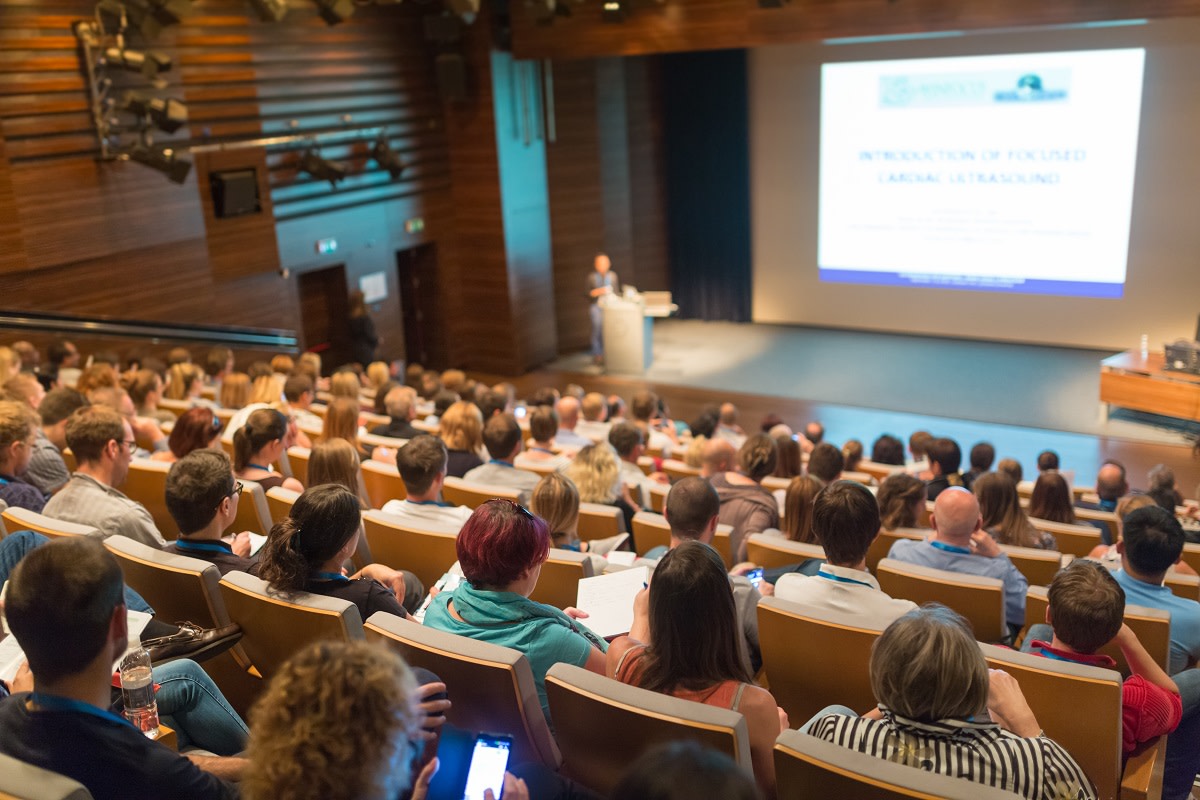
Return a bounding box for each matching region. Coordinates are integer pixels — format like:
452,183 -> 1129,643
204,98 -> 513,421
371,136 -> 405,180
299,149 -> 347,186
124,0 -> 194,40
601,0 -> 626,23
104,47 -> 172,80
313,0 -> 355,25
248,0 -> 289,21
122,92 -> 188,133
129,145 -> 192,184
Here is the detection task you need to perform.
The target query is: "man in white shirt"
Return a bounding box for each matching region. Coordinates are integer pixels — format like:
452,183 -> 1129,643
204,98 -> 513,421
608,421 -> 667,510
714,402 -> 747,449
463,414 -> 541,505
574,392 -> 611,443
774,481 -> 916,623
380,435 -> 472,529
553,396 -> 592,449
630,390 -> 676,457
514,406 -> 571,472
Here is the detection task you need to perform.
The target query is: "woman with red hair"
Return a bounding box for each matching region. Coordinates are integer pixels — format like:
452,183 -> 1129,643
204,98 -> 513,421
151,407 -> 223,463
423,499 -> 607,719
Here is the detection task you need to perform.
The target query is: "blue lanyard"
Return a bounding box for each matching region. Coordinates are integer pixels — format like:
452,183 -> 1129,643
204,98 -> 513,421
488,460 -> 514,468
0,477 -> 8,486
173,539 -> 232,554
530,447 -> 556,455
929,540 -> 971,555
245,463 -> 271,472
817,570 -> 873,588
1037,647 -> 1078,663
313,571 -> 350,583
29,693 -> 133,729
409,499 -> 451,507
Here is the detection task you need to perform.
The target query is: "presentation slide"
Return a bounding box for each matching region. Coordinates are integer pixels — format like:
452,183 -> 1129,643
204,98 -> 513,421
818,49 -> 1146,298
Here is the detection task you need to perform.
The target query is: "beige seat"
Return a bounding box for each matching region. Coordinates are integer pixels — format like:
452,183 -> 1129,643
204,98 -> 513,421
1179,542 -> 1200,576
1,507 -> 100,540
361,460 -> 406,510
364,611 -> 562,769
157,398 -> 190,418
61,449 -> 77,473
981,643 -> 1164,800
757,597 -> 885,725
1022,585 -> 1170,673
647,483 -> 669,512
760,475 -> 790,493
361,509 -> 459,590
122,459 -> 175,541
441,476 -> 520,509
745,534 -> 824,570
359,432 -> 409,452
544,662 -> 752,796
774,730 -> 1022,800
218,570 -> 364,680
285,446 -> 310,487
233,480 -> 274,535
1073,507 -> 1120,545
839,470 -> 876,487
855,460 -> 903,483
577,502 -> 624,541
661,459 -> 700,482
0,752 -> 94,800
1029,517 -> 1104,558
1165,569 -> 1200,601
265,486 -> 299,527
866,528 -> 925,574
876,558 -> 1007,642
631,511 -> 672,556
636,455 -> 656,476
997,544 -> 1062,587
529,549 -> 593,609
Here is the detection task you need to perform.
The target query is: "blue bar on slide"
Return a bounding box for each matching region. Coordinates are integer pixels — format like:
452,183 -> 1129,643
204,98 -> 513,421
818,268 -> 1124,298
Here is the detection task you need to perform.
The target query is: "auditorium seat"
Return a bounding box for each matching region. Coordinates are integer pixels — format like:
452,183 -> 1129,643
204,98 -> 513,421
529,548 -> 593,610
636,455 -> 656,475
1165,569 -> 1200,601
233,480 -> 274,535
865,528 -> 925,574
647,483 -> 669,512
854,460 -> 904,484
360,432 -> 408,452
997,544 -> 1063,587
157,398 -> 189,418
773,730 -> 1022,800
761,476 -> 790,493
1029,517 -> 1103,558
661,459 -> 700,482
0,751 -> 94,800
1072,507 -> 1120,545
441,476 -> 520,509
875,558 -> 1007,642
577,502 -> 624,541
361,510 -> 459,591
0,507 -> 99,540
122,460 -> 175,541
285,446 -> 309,487
361,459 -> 405,510
745,534 -> 825,570
1022,585 -> 1170,673
631,511 -> 672,556
1179,542 -> 1200,576
265,486 -> 299,527
544,662 -> 752,796
363,612 -> 562,769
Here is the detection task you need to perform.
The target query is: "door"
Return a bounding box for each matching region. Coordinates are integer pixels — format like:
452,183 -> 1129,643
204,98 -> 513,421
297,265 -> 353,368
396,244 -> 447,370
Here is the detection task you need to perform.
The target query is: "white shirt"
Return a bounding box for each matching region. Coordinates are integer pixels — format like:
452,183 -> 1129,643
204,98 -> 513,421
575,420 -> 612,443
618,459 -> 656,509
514,451 -> 572,472
774,563 -> 916,624
555,428 -> 593,449
379,498 -> 473,530
462,461 -> 542,505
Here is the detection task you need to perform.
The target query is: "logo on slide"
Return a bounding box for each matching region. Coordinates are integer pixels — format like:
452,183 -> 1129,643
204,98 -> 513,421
994,72 -> 1069,103
879,69 -> 1070,108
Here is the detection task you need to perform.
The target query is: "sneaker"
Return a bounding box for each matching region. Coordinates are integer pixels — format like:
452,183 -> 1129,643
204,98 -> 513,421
587,533 -> 630,557
142,622 -> 242,665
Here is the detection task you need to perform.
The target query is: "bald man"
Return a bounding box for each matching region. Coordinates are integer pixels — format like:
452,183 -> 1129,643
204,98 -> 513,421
700,437 -> 737,479
554,396 -> 591,449
1076,460 -> 1129,543
887,487 -> 1028,638
715,402 -> 746,448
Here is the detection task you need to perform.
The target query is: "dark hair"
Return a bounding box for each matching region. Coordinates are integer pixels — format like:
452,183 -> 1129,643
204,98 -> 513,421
6,537 -> 124,684
38,387 -> 88,426
814,481 -> 881,565
397,435 -> 448,495
47,340 -> 75,368
481,413 -> 522,461
665,477 -> 720,540
974,472 -> 1040,548
782,475 -> 822,544
871,434 -> 905,466
772,435 -> 802,479
433,390 -> 459,418
807,442 -> 844,483
969,442 -> 995,472
64,405 -> 124,463
996,458 -> 1023,483
476,389 -> 509,421
1029,472 -> 1076,525
528,406 -> 558,442
877,473 -> 925,531
1037,450 -> 1060,471
927,437 -> 962,475
169,407 -> 221,459
123,368 -> 160,408
233,408 -> 288,472
630,390 -> 658,423
283,374 -> 314,403
372,380 -> 399,416
258,485 -> 363,594
456,499 -> 550,589
608,422 -> 644,458
1148,486 -> 1181,511
205,347 -> 233,378
636,541 -> 753,695
908,431 -> 934,459
689,409 -> 719,440
1096,460 -> 1128,502
610,741 -> 760,800
1122,505 -> 1185,576
1047,560 -> 1125,654
167,448 -> 235,535
737,434 -> 777,482
841,439 -> 864,472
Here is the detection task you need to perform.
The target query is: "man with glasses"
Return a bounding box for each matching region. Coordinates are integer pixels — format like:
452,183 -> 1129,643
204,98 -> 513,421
163,449 -> 257,574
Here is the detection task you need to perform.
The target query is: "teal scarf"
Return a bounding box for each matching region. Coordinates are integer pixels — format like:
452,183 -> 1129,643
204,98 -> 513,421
451,580 -> 607,650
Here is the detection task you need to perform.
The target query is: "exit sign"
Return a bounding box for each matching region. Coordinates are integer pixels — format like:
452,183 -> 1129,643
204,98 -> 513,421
405,217 -> 425,234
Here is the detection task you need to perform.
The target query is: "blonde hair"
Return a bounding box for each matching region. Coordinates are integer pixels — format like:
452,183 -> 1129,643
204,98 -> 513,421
248,374 -> 285,406
438,401 -> 482,452
530,472 -> 580,546
320,397 -> 362,454
0,347 -> 18,386
0,400 -> 38,462
330,371 -> 361,401
165,363 -> 203,401
440,369 -> 466,394
270,354 -> 294,375
296,352 -> 322,382
1115,494 -> 1157,542
366,362 -> 390,391
564,443 -> 620,503
76,364 -> 119,396
219,373 -> 252,410
684,435 -> 707,468
308,439 -> 363,504
244,640 -> 420,800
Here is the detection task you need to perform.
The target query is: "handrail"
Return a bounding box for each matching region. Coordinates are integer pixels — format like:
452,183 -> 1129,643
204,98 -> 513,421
0,310 -> 298,352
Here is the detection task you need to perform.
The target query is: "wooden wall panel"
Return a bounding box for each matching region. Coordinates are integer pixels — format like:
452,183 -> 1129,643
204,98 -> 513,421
625,57 -> 669,293
0,120 -> 29,274
511,0 -> 1200,60
193,148 -> 279,283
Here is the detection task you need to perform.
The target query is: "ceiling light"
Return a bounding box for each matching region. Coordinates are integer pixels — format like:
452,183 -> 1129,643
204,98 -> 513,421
313,0 -> 355,25
601,0 -> 626,22
129,145 -> 192,184
121,92 -> 188,133
104,47 -> 172,80
371,136 -> 405,180
299,149 -> 346,186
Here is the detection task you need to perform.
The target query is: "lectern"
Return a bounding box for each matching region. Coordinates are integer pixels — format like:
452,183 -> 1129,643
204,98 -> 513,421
601,296 -> 653,373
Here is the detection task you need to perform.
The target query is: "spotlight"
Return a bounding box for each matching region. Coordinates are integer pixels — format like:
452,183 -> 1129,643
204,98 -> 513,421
299,149 -> 346,187
248,0 -> 289,21
129,145 -> 192,184
313,0 -> 355,25
123,0 -> 194,40
104,47 -> 172,81
371,136 -> 405,180
121,92 -> 188,133
601,0 -> 626,22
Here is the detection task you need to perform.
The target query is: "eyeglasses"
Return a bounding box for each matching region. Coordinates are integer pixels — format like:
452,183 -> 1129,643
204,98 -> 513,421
487,498 -> 534,520
230,481 -> 244,498
123,439 -> 137,451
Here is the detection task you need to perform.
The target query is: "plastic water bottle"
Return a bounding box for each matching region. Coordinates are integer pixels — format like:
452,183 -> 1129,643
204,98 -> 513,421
1140,334 -> 1150,360
119,649 -> 160,739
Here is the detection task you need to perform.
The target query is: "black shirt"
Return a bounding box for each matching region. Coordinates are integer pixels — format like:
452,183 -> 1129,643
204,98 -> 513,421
164,538 -> 256,577
0,694 -> 237,800
445,449 -> 483,479
306,576 -> 408,623
370,419 -> 422,440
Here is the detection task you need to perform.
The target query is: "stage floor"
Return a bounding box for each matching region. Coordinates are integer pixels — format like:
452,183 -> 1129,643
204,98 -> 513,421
536,320 -> 1197,490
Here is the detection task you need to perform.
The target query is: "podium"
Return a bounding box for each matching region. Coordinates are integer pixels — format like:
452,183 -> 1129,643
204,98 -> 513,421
601,292 -> 677,373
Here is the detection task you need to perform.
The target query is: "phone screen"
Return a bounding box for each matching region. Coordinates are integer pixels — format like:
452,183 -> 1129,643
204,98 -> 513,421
746,567 -> 764,588
462,734 -> 512,800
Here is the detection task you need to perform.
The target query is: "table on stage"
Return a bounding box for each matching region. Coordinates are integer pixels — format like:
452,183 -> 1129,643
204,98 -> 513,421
1100,350 -> 1200,422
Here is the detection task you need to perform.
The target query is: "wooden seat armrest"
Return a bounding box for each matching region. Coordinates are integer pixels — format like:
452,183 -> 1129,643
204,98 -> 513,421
1120,734 -> 1165,800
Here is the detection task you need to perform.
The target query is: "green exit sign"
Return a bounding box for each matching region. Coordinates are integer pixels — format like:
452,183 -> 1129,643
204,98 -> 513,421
404,217 -> 425,234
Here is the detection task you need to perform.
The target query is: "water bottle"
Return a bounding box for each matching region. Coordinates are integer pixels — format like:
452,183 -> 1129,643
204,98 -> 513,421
1140,333 -> 1150,360
119,648 -> 160,739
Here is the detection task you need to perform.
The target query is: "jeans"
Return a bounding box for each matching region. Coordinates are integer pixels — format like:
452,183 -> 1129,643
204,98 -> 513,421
589,303 -> 603,357
0,531 -> 155,614
1165,667 -> 1200,800
154,659 -> 249,756
799,704 -> 858,734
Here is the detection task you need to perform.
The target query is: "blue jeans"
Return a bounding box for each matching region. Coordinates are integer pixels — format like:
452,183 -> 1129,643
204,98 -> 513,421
155,659 -> 249,756
0,531 -> 154,614
1165,667 -> 1200,800
589,303 -> 603,356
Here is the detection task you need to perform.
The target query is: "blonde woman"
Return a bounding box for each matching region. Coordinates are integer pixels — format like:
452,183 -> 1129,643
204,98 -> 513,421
330,371 -> 361,402
531,472 -> 618,563
166,363 -> 216,408
319,397 -> 365,458
308,438 -> 370,508
0,346 -> 18,386
975,472 -> 1055,550
247,374 -> 285,407
269,354 -> 293,376
219,372 -> 252,410
564,442 -> 637,532
438,400 -> 484,478
365,361 -> 390,394
124,368 -> 173,424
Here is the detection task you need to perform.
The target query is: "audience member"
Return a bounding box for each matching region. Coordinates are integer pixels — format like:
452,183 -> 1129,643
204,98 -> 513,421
203,347 -> 234,389
24,387 -> 87,494
710,434 -> 780,562
907,430 -> 933,474
715,403 -> 747,448
575,392 -> 611,441
319,396 -> 365,458
876,473 -> 926,531
124,369 -> 172,425
231,408 -> 303,494
609,421 -> 667,508
805,605 -> 1095,800
369,386 -> 419,440
1029,471 -> 1077,525
515,406 -> 571,471
3,372 -> 45,410
282,374 -> 319,427
218,372 -> 251,411
807,442 -> 844,485
308,438 -> 371,508
781,475 -> 822,544
364,360 -> 389,393
1148,464 -> 1185,510
463,414 -> 541,505
152,407 -> 223,464
0,400 -> 47,512
553,396 -> 591,449
963,441 -> 995,489
475,388 -> 509,422
772,433 -> 802,479
1080,459 -> 1129,513
975,471 -> 1055,550
997,456 -> 1023,483
1086,494 -> 1160,567
43,339 -> 80,387
438,400 -> 484,478
9,341 -> 37,374
608,541 -> 787,799
682,435 -> 707,468
804,421 -> 824,447
609,741 -> 759,800
700,436 -> 736,478
76,363 -> 119,397
329,370 -> 361,401
841,438 -> 864,473
924,436 -> 963,500
166,363 -> 214,409
870,433 -> 905,466
381,435 -> 473,528
563,442 -> 638,532
1038,450 -> 1060,472
163,448 -> 255,572
630,390 -> 677,456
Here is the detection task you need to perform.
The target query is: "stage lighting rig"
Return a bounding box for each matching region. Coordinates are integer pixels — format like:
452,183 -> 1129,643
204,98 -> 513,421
299,148 -> 347,187
103,46 -> 173,82
248,0 -> 289,21
120,91 -> 188,133
122,0 -> 194,40
371,135 -> 405,180
128,144 -> 192,184
601,0 -> 626,22
313,0 -> 355,25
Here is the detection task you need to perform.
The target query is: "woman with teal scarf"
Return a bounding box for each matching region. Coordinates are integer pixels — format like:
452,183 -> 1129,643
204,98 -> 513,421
424,499 -> 608,719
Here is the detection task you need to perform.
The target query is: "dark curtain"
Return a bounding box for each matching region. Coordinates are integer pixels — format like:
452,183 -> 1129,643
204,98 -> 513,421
662,49 -> 752,322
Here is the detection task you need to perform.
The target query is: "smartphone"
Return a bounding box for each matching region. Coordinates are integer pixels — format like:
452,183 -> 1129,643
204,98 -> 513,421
746,567 -> 764,589
514,406 -> 527,419
462,733 -> 512,800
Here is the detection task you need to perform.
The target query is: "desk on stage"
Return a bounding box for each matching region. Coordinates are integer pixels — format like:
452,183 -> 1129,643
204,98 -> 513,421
1100,351 -> 1200,422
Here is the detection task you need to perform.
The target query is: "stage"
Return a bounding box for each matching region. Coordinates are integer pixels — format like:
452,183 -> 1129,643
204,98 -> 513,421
520,320 -> 1200,491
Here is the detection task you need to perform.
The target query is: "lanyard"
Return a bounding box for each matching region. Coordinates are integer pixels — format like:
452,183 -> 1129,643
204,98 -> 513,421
313,571 -> 350,583
173,539 -> 232,554
0,477 -> 8,486
488,460 -> 514,468
929,540 -> 971,555
245,463 -> 271,472
29,693 -> 133,729
530,447 -> 556,455
409,499 -> 451,507
817,570 -> 873,588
